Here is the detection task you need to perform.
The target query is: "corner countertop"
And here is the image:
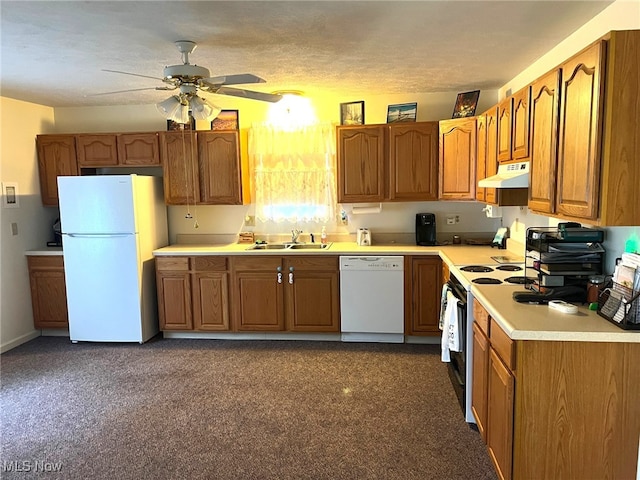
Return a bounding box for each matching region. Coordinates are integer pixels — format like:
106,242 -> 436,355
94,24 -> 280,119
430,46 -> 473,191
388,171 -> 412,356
472,284 -> 640,343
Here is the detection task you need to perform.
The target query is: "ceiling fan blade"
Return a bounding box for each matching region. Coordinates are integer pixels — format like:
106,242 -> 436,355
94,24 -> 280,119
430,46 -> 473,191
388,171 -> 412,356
201,74 -> 266,86
215,87 -> 283,103
102,69 -> 164,81
87,86 -> 177,97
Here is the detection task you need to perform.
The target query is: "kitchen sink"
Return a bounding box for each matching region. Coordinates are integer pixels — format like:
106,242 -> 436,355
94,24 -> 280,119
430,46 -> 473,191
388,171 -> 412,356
245,242 -> 332,251
287,243 -> 331,250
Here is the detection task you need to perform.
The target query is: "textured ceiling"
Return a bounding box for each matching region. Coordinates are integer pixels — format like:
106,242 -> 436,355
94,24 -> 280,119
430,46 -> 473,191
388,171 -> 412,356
0,1 -> 614,108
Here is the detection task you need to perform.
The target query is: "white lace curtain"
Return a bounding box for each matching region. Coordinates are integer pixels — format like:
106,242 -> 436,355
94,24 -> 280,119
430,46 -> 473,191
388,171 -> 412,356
248,123 -> 337,223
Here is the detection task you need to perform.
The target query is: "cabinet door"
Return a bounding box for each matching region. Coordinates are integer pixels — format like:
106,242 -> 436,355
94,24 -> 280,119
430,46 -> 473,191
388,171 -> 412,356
231,257 -> 285,331
76,134 -> 119,167
284,256 -> 340,332
197,131 -> 242,205
117,133 -> 160,166
160,131 -> 200,205
157,271 -> 193,330
406,256 -> 442,335
487,348 -> 515,480
497,98 -> 512,163
36,135 -> 79,206
28,256 -> 68,329
528,69 -> 560,214
337,125 -> 386,203
556,41 -> 605,220
485,108 -> 499,204
193,272 -> 230,331
475,114 -> 487,202
511,86 -> 531,160
388,122 -> 438,201
471,323 -> 490,442
439,118 -> 476,200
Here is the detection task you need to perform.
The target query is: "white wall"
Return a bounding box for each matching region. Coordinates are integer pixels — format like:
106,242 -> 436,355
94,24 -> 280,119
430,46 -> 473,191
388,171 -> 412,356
0,97 -> 58,352
497,0 -> 640,273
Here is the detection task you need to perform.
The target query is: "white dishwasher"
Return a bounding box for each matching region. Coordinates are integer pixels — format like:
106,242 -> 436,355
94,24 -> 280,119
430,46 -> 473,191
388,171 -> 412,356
339,256 -> 404,343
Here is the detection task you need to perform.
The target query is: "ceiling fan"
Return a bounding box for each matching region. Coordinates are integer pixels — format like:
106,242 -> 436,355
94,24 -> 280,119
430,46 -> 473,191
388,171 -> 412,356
97,40 -> 283,122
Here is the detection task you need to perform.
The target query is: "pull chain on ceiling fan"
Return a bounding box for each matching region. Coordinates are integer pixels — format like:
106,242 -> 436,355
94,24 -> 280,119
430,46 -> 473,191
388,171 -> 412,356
96,40 -> 283,123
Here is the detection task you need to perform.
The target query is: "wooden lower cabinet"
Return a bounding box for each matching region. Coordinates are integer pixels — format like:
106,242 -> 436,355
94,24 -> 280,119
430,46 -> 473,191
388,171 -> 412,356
405,256 -> 442,335
230,256 -> 340,332
487,347 -> 515,480
27,256 -> 68,329
472,300 -> 640,480
156,256 -> 228,331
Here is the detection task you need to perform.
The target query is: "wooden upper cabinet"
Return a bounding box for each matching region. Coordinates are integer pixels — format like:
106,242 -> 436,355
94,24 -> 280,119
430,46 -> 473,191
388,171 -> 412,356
35,134 -> 79,206
197,131 -> 242,205
337,125 -> 386,203
511,86 -> 531,160
77,132 -> 160,167
159,131 -> 200,205
497,98 -> 512,163
76,134 -> 119,167
117,133 -> 160,166
475,114 -> 487,203
439,117 -> 476,200
485,107 -> 499,205
388,122 -> 439,201
528,69 -> 561,214
556,40 -> 605,221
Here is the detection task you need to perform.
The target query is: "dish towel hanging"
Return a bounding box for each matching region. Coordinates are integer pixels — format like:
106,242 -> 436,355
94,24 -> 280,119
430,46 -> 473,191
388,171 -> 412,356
441,291 -> 461,362
439,283 -> 449,330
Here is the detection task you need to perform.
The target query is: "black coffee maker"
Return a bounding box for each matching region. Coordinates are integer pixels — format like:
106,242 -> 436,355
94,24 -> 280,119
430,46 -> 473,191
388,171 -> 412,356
416,213 -> 436,246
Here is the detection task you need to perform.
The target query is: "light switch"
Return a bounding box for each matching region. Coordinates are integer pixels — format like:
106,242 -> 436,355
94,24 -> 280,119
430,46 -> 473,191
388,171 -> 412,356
10,222 -> 18,235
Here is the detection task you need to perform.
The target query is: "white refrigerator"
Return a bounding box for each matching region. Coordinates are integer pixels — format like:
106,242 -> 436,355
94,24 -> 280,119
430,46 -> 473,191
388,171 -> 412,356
58,175 -> 168,343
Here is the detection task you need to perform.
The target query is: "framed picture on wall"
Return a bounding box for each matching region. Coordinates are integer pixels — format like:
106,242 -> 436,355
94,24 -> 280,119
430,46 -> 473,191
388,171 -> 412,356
167,116 -> 196,131
211,110 -> 239,130
386,102 -> 417,123
452,90 -> 480,118
340,101 -> 365,125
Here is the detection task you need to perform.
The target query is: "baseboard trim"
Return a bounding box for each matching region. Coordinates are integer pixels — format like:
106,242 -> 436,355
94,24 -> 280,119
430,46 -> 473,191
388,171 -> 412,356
163,332 -> 343,341
1,330 -> 41,354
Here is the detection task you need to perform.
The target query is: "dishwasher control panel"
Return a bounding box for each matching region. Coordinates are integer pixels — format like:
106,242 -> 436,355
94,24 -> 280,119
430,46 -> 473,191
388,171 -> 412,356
339,256 -> 404,270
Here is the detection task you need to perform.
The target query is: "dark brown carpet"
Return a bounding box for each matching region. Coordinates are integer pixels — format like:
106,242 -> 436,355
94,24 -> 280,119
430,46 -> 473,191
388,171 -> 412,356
1,337 -> 496,479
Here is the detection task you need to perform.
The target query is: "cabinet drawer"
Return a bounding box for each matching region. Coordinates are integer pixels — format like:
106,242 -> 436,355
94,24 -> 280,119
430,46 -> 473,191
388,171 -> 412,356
156,256 -> 190,271
490,318 -> 515,371
27,256 -> 64,269
231,256 -> 282,271
193,256 -> 227,271
285,256 -> 338,271
473,298 -> 490,336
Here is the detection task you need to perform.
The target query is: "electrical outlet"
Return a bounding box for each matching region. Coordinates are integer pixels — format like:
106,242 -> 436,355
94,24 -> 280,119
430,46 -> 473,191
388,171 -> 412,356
446,216 -> 455,225
244,215 -> 255,227
455,215 -> 460,223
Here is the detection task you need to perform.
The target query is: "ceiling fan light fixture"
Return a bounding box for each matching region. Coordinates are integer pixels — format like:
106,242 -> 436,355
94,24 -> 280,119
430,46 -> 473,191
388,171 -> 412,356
190,96 -> 221,121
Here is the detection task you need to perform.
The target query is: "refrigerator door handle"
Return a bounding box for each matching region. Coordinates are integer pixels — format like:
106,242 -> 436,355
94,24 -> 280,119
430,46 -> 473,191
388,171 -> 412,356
66,233 -> 133,238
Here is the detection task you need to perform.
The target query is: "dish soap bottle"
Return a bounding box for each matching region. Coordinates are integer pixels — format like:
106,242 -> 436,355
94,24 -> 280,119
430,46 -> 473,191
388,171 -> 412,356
321,226 -> 327,245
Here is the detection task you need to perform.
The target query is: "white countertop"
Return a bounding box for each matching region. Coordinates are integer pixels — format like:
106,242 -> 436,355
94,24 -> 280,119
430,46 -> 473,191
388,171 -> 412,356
472,284 -> 640,343
25,247 -> 63,256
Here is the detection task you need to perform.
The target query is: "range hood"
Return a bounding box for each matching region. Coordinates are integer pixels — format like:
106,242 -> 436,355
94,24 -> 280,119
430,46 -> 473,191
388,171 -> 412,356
478,161 -> 529,189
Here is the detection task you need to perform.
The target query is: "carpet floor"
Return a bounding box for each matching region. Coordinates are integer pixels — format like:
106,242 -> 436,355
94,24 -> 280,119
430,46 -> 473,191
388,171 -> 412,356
1,336 -> 496,479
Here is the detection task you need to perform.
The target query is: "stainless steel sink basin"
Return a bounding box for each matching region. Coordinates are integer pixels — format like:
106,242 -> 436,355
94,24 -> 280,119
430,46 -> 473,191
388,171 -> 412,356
287,243 -> 331,250
245,242 -> 332,251
245,244 -> 289,250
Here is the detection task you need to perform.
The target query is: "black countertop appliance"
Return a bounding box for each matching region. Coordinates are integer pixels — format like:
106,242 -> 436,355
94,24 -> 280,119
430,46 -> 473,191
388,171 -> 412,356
416,213 -> 436,246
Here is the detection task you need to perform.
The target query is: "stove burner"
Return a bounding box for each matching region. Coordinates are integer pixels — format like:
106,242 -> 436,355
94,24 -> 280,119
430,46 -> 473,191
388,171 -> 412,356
496,265 -> 523,272
504,276 -> 536,285
472,277 -> 502,285
461,265 -> 494,273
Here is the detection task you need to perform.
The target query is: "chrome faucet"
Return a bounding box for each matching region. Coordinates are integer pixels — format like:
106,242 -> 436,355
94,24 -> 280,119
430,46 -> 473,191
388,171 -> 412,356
291,228 -> 302,243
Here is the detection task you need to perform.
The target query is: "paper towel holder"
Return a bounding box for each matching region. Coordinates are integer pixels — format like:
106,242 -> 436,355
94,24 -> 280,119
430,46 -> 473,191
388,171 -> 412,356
351,203 -> 383,215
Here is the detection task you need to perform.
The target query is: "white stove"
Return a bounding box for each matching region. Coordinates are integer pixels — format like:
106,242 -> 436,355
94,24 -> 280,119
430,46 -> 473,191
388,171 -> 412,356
451,263 -> 533,289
